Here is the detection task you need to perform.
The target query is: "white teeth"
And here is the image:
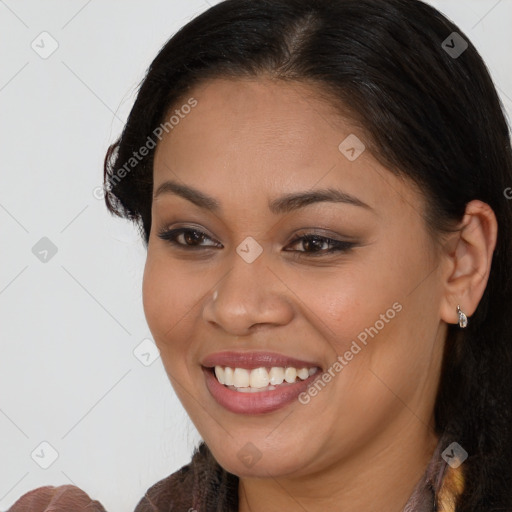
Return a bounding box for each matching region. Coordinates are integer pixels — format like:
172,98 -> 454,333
269,367 -> 285,385
214,366 -> 225,385
250,367 -> 270,388
284,367 -> 297,383
297,368 -> 309,380
233,368 -> 250,388
224,366 -> 234,386
236,385 -> 277,393
213,365 -> 319,389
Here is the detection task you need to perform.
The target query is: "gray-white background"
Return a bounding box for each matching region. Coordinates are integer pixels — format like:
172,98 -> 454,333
1,1 -> 511,511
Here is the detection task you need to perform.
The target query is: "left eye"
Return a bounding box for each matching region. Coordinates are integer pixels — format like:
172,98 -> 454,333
286,234 -> 355,254
157,228 -> 355,256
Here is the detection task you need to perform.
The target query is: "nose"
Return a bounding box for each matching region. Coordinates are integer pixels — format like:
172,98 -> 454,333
202,252 -> 295,336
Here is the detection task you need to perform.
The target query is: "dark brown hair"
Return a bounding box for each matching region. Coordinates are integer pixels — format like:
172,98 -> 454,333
104,0 -> 512,509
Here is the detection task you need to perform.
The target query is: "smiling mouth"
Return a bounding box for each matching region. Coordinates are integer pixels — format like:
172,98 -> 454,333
202,364 -> 323,414
200,351 -> 324,413
210,365 -> 320,392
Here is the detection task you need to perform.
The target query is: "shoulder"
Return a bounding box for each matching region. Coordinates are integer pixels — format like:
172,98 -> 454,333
134,442 -> 239,512
133,443 -> 211,512
6,444 -> 237,512
6,484 -> 107,511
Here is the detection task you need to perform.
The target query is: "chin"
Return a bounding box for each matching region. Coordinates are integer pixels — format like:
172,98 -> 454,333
204,433 -> 311,479
215,451 -> 306,479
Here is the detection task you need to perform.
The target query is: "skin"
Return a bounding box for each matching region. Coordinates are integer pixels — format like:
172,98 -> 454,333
142,77 -> 497,512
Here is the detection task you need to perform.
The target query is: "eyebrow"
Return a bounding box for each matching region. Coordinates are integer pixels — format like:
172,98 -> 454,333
153,179 -> 375,215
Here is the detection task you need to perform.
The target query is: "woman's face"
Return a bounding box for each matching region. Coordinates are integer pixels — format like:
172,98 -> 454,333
142,77 -> 447,478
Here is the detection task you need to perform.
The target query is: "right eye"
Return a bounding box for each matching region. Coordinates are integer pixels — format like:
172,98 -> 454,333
157,227 -> 222,249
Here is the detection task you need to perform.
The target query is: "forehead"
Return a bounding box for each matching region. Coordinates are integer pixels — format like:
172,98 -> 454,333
155,77 -> 352,167
152,77 -> 424,221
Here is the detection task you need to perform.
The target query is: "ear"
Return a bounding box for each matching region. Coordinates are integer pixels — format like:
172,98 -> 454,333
439,199 -> 498,325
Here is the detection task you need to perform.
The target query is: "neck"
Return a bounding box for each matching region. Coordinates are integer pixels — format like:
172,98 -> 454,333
238,422 -> 439,512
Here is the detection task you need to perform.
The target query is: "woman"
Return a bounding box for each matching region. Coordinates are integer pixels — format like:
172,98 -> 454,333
8,0 -> 512,510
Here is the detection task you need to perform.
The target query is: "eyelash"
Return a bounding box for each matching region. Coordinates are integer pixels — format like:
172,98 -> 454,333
156,227 -> 356,256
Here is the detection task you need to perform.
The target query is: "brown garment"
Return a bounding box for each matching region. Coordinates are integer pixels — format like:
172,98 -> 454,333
133,442 -> 238,512
5,484 -> 108,512
6,436 -> 461,511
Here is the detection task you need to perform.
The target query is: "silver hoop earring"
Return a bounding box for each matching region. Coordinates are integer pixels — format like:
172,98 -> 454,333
457,304 -> 468,328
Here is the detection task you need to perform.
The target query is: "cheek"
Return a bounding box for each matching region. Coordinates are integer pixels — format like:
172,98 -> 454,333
305,249 -> 441,418
142,254 -> 202,348
288,262 -> 395,350
289,246 -> 427,391
142,255 -> 209,394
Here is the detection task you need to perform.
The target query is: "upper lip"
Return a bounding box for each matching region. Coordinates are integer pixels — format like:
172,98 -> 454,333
201,351 -> 322,370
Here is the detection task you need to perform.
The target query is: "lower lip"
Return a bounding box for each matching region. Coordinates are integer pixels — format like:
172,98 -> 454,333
202,367 -> 320,414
